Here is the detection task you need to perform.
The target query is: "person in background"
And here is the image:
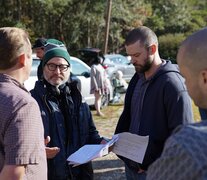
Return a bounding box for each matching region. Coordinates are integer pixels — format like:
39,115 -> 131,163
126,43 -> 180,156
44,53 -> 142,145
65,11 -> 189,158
147,27 -> 207,180
115,26 -> 193,180
113,70 -> 128,92
90,56 -> 109,116
32,37 -> 47,80
32,37 -> 47,59
30,45 -> 105,180
0,27 -> 47,179
112,70 -> 128,103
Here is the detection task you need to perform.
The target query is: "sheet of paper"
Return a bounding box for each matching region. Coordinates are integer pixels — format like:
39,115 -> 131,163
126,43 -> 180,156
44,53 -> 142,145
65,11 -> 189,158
67,144 -> 106,166
67,133 -> 148,166
67,135 -> 119,166
112,132 -> 149,163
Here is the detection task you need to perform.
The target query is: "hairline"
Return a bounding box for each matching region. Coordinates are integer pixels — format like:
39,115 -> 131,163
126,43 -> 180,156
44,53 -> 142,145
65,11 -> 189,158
125,26 -> 158,49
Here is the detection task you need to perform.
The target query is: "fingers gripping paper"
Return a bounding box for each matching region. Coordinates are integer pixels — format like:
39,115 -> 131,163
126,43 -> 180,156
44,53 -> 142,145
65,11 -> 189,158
67,135 -> 119,166
67,133 -> 149,166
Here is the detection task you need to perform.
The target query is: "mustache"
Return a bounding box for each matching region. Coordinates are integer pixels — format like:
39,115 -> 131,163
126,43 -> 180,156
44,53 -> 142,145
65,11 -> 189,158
50,74 -> 64,79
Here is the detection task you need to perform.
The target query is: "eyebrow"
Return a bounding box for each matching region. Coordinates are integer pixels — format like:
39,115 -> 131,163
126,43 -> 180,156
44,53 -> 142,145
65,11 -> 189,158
47,63 -> 69,66
128,52 -> 142,57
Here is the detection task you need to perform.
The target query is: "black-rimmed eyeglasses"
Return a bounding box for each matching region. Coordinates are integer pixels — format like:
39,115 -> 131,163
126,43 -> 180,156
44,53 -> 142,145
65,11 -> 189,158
46,63 -> 70,72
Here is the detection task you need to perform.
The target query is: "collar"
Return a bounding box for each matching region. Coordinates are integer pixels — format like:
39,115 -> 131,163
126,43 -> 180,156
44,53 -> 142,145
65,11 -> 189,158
0,73 -> 29,92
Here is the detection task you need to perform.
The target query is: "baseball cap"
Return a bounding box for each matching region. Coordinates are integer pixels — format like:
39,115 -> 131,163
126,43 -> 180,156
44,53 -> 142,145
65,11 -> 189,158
32,38 -> 47,49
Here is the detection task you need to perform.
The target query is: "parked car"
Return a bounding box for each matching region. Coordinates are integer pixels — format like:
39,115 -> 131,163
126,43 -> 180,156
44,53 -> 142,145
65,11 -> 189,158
103,54 -> 135,82
69,56 -> 114,106
24,54 -> 40,91
24,55 -> 113,106
78,48 -> 135,82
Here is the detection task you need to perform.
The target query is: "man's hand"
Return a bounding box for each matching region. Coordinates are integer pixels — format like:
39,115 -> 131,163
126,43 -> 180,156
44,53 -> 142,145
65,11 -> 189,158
0,165 -> 25,180
45,136 -> 60,159
108,144 -> 114,152
100,137 -> 114,152
100,139 -> 108,144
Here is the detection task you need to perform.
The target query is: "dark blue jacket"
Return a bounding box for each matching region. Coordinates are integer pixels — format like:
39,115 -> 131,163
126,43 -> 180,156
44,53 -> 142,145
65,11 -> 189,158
31,80 -> 102,180
115,60 -> 193,170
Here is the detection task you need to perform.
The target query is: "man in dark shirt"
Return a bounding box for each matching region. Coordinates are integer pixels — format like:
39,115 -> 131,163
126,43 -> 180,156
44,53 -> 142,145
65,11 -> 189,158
115,26 -> 193,180
32,37 -> 47,79
147,27 -> 207,180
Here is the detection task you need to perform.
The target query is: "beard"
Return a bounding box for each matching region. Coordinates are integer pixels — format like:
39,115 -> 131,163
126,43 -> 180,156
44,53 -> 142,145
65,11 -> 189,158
135,57 -> 154,73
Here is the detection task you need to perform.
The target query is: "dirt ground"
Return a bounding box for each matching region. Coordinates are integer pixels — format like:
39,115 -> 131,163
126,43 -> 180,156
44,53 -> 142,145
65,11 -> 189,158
91,100 -> 126,180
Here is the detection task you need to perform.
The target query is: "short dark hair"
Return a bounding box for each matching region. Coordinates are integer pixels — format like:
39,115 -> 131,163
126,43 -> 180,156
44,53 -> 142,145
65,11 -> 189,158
125,26 -> 158,48
32,38 -> 47,49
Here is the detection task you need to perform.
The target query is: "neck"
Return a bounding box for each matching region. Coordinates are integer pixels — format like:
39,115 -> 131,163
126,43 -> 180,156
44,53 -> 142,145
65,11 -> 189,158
144,54 -> 162,79
0,68 -> 26,85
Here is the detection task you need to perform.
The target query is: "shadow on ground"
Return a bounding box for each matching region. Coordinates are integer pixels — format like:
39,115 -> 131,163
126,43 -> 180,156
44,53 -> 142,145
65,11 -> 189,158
93,154 -> 125,180
93,158 -> 124,169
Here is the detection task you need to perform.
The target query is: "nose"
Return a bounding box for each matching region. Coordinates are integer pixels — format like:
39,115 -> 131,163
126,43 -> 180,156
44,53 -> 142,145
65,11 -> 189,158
130,57 -> 136,64
54,67 -> 61,74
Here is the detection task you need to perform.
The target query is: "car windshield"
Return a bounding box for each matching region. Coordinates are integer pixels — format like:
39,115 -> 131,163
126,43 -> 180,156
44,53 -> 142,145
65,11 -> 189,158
70,59 -> 90,76
105,55 -> 130,65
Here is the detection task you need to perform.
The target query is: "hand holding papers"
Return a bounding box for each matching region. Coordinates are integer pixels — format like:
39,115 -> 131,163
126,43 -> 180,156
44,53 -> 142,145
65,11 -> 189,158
67,132 -> 149,166
67,135 -> 119,166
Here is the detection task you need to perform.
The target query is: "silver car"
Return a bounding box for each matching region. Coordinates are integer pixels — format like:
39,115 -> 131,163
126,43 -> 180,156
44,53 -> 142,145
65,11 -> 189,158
24,55 -> 113,106
103,54 -> 135,82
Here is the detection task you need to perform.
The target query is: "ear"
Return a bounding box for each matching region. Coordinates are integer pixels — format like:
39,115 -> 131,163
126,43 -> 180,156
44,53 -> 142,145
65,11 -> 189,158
18,54 -> 26,67
148,44 -> 156,55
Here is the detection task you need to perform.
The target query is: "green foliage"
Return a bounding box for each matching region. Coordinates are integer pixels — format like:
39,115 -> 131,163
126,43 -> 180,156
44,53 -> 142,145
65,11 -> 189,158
0,0 -> 206,59
108,0 -> 151,53
185,10 -> 207,34
145,0 -> 193,35
145,15 -> 165,32
158,33 -> 186,63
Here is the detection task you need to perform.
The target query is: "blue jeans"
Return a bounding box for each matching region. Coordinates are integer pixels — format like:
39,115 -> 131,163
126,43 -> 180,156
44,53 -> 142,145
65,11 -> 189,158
125,164 -> 146,180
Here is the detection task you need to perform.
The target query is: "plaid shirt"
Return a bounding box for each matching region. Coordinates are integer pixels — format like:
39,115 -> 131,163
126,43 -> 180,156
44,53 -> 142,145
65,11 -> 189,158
0,74 -> 47,180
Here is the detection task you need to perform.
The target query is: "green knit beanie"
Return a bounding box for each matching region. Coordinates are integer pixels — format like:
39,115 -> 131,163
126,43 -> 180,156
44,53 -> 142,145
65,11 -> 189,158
42,47 -> 70,67
46,38 -> 64,45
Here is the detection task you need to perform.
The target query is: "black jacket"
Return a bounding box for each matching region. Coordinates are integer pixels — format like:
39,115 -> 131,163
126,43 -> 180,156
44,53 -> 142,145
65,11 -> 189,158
31,80 -> 102,180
